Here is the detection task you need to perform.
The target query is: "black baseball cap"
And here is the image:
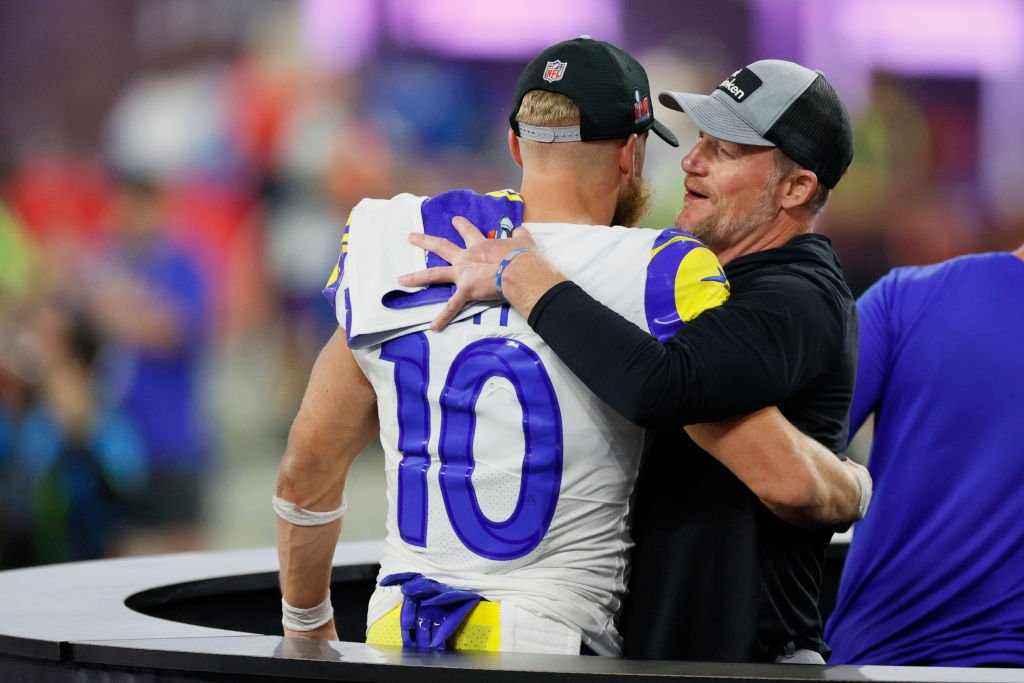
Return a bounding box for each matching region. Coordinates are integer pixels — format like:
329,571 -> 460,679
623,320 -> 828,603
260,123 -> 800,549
660,59 -> 853,188
509,37 -> 678,147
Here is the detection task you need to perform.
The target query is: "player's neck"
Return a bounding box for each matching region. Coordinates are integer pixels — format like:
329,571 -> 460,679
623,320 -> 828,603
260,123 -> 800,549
518,175 -> 615,227
1013,243 -> 1024,261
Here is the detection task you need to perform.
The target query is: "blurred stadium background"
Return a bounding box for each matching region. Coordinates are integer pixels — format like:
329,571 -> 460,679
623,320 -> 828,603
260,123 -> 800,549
2,0 -> 1023,567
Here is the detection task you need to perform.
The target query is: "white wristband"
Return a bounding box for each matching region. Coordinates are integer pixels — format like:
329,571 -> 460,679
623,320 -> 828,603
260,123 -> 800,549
272,496 -> 347,526
282,592 -> 333,632
852,462 -> 873,520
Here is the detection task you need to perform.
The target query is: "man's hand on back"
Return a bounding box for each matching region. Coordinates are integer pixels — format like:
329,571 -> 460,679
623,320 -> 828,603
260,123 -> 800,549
400,216 -> 540,330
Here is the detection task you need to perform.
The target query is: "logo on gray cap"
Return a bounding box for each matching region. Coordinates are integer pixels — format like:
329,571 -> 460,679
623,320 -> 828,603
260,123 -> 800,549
716,68 -> 763,103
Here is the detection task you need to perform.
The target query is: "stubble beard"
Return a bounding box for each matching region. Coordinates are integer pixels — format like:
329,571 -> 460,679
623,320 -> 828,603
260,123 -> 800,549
683,176 -> 779,251
688,209 -> 764,252
611,174 -> 653,228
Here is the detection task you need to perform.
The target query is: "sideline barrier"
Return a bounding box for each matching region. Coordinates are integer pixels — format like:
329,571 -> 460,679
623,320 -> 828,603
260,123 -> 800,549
1,542 -> 1020,682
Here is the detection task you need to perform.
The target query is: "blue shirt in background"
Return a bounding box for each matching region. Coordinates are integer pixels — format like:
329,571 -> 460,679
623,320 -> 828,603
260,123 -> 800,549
825,252 -> 1024,666
104,240 -> 209,473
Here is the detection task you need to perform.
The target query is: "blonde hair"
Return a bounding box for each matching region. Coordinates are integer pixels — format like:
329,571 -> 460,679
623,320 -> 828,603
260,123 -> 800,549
516,90 -> 580,127
514,89 -> 622,176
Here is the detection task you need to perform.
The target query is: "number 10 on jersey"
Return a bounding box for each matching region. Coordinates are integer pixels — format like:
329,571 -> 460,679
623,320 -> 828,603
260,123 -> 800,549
380,332 -> 563,561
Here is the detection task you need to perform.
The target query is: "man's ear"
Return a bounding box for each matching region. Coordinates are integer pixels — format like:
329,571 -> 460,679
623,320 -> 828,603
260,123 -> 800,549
619,134 -> 639,180
508,129 -> 524,168
780,169 -> 817,210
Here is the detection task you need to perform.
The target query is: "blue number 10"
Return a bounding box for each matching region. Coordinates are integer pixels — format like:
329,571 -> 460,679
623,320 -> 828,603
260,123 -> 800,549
380,333 -> 563,560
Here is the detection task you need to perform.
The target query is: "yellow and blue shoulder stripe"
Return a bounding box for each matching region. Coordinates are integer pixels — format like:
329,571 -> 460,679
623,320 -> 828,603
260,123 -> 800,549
645,229 -> 729,341
322,208 -> 354,308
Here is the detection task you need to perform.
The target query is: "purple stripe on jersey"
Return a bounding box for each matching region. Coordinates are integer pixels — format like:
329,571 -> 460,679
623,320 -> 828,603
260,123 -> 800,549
344,288 -> 353,342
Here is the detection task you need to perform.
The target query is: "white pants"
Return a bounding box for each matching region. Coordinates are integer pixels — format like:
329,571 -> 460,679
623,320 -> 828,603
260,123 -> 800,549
500,602 -> 583,654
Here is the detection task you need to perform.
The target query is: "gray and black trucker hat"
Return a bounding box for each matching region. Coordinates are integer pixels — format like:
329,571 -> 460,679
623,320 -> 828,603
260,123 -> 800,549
510,36 -> 678,147
659,59 -> 853,187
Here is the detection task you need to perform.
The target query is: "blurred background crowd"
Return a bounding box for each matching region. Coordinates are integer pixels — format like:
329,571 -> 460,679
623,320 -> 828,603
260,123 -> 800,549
2,0 -> 1024,569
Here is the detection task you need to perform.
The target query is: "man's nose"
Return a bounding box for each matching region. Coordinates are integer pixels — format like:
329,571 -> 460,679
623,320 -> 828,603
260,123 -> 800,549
681,146 -> 702,175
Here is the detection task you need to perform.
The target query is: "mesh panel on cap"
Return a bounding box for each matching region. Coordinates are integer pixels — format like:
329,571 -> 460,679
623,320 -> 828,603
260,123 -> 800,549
765,76 -> 853,188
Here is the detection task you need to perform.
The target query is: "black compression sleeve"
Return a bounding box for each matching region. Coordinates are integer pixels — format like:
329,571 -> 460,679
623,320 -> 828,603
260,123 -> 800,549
528,273 -> 843,429
529,282 -> 701,428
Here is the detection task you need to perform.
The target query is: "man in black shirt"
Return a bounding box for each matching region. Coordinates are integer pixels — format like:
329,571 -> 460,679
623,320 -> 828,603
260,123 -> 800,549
402,60 -> 860,663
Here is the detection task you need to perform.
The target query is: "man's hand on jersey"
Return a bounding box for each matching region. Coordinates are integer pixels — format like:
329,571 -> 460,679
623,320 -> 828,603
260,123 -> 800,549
400,215 -> 536,331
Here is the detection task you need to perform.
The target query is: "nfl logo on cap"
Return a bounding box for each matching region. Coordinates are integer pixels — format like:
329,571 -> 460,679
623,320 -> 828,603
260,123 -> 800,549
543,60 -> 567,83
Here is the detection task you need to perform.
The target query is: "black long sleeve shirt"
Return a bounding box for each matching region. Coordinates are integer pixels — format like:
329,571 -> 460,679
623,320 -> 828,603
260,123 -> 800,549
527,233 -> 858,662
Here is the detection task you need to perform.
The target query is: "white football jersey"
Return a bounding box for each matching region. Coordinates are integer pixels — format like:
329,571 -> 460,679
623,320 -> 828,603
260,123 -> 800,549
325,190 -> 728,655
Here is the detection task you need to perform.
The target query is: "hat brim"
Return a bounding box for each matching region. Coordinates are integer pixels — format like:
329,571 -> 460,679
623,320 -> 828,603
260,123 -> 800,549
649,119 -> 679,147
659,91 -> 774,147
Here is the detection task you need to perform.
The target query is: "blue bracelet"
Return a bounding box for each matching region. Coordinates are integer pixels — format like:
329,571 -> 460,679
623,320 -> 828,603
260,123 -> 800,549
494,248 -> 531,300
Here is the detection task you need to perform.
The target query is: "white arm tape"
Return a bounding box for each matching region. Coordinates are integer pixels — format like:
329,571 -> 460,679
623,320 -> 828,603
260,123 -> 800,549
282,592 -> 333,632
272,496 -> 347,526
852,462 -> 873,520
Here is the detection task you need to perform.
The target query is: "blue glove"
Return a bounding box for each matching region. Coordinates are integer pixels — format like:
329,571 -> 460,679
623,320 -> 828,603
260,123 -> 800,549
380,573 -> 484,650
